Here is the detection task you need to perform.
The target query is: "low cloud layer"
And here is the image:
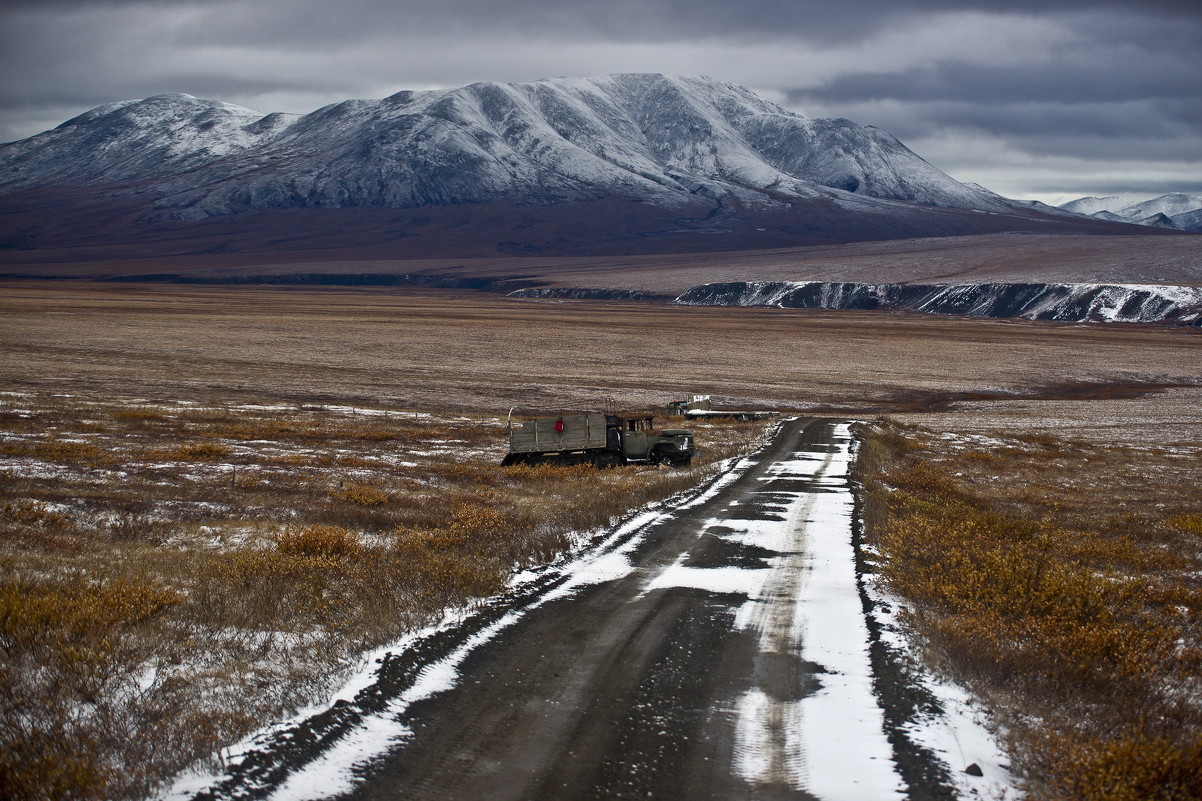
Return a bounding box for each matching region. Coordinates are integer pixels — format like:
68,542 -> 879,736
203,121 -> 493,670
2,0 -> 1199,202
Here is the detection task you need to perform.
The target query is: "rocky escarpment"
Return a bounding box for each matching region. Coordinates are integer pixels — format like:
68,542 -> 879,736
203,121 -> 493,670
508,287 -> 668,301
674,281 -> 1202,325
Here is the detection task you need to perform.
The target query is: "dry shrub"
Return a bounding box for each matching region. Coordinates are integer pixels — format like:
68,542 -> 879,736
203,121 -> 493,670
447,500 -> 515,542
331,482 -> 390,505
393,498 -> 544,566
435,461 -> 504,487
37,439 -> 105,463
317,491 -> 408,531
266,452 -> 310,467
195,524 -> 503,640
354,429 -> 396,442
1013,431 -> 1065,449
875,487 -> 1173,695
1167,513 -> 1202,536
169,442 -> 232,461
858,420 -> 1202,800
0,576 -> 180,801
1030,731 -> 1202,801
210,418 -> 325,442
108,514 -> 171,545
113,410 -> 165,422
0,576 -> 179,665
274,524 -> 362,560
2,499 -> 70,528
505,462 -> 598,485
199,547 -> 347,628
391,534 -> 507,603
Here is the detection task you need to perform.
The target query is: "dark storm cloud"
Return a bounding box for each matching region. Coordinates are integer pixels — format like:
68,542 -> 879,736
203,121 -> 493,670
6,0 -> 1200,48
1,0 -> 1199,200
792,59 -> 1199,106
1079,178 -> 1202,196
852,98 -> 1195,146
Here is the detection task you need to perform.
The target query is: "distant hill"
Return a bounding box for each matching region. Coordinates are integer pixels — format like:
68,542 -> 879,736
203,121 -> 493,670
1058,193 -> 1202,231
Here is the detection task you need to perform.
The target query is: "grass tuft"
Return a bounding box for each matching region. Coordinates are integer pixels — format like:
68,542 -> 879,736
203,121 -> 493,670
168,442 -> 233,461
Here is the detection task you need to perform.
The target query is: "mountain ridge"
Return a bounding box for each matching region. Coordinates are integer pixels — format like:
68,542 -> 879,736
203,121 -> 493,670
0,74 -> 1182,259
2,74 -> 1012,215
1058,193 -> 1202,232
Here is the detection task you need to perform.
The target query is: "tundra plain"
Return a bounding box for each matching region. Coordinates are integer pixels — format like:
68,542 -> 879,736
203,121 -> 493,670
2,280 -> 1200,800
2,280 -> 1200,434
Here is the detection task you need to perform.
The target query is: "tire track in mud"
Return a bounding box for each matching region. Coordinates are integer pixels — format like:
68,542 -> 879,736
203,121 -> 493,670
175,418 -> 957,801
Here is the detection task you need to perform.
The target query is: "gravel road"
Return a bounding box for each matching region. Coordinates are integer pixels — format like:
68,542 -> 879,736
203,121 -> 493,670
183,418 -> 966,801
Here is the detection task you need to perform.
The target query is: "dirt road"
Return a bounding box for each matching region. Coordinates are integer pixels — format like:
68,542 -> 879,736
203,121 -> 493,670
184,418 -> 965,801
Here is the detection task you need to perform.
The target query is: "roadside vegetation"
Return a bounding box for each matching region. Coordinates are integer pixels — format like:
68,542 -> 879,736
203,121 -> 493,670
0,390 -> 769,801
857,419 -> 1202,801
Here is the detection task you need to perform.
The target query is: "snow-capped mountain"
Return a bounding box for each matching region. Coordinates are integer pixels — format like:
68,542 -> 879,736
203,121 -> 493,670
0,95 -> 293,188
1058,196 -> 1136,216
1171,208 -> 1202,232
0,75 -> 1173,259
1122,193 -> 1202,220
1059,193 -> 1202,231
3,74 -> 1013,217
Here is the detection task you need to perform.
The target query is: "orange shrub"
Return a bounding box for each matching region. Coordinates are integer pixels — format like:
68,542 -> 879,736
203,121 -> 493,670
170,441 -> 232,461
331,482 -> 390,505
274,525 -> 363,560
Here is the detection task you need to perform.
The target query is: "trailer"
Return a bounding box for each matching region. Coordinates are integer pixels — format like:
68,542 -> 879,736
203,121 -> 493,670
667,394 -> 777,421
501,413 -> 694,468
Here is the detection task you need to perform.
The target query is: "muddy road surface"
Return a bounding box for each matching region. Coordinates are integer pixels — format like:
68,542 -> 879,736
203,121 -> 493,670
185,418 -> 959,801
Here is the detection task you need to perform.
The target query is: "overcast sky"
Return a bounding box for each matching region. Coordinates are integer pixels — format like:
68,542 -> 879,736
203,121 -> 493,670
2,0 -> 1199,203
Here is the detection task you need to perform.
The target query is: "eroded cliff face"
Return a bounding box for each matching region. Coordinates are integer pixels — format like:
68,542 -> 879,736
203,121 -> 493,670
673,281 -> 1202,325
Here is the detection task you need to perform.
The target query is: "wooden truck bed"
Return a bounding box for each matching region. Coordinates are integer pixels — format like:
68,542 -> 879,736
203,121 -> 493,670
508,413 -> 609,454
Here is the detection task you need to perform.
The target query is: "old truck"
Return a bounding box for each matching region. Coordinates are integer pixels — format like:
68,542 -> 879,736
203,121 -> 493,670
501,413 -> 695,468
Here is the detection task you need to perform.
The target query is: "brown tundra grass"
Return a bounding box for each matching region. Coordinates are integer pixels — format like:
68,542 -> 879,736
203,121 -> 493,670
0,391 -> 769,801
856,419 -> 1202,801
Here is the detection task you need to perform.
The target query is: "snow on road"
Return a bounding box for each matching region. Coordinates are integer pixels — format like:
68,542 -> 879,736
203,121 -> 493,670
648,423 -> 904,798
161,420 -> 1016,801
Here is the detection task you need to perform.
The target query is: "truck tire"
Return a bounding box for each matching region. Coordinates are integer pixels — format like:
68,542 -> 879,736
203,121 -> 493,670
649,445 -> 690,468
